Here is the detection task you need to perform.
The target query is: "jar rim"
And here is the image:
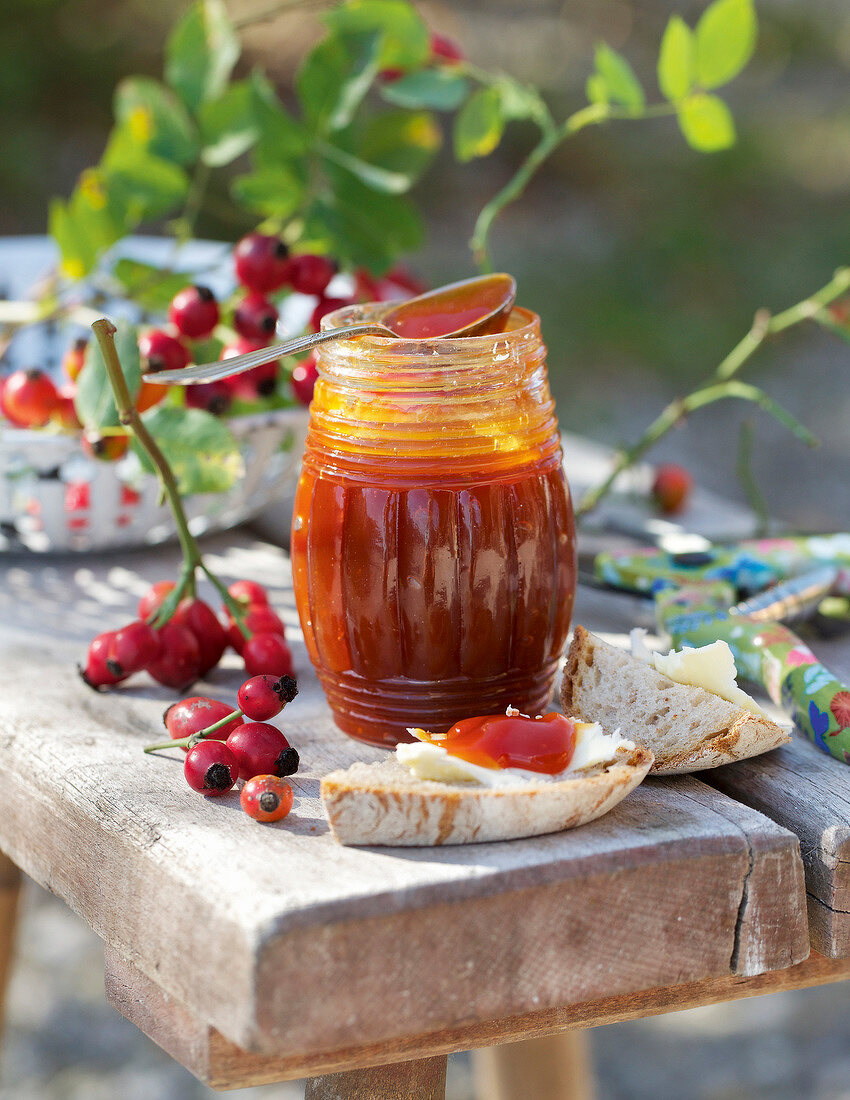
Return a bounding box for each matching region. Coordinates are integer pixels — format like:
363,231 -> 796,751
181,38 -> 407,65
320,302 -> 541,356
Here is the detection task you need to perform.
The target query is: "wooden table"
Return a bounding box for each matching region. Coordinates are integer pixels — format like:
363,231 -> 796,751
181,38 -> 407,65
1,528 -> 850,1098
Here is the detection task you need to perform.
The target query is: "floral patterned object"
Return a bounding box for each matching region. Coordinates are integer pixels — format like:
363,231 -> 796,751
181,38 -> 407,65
597,535 -> 850,765
660,600 -> 850,765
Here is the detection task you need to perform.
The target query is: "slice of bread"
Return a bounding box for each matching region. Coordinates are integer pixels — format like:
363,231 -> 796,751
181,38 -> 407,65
320,745 -> 653,847
561,625 -> 790,775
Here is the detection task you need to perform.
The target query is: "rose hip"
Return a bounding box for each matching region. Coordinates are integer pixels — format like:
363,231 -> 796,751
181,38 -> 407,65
226,722 -> 299,780
233,293 -> 278,342
240,775 -> 294,822
169,285 -> 220,340
147,623 -> 202,690
237,674 -> 298,721
228,579 -> 269,607
226,604 -> 285,654
184,740 -> 239,796
290,356 -> 318,406
288,254 -> 336,297
108,621 -> 161,676
234,233 -> 291,293
242,633 -> 293,677
172,597 -> 228,674
80,631 -> 126,690
138,581 -> 176,622
164,696 -> 243,747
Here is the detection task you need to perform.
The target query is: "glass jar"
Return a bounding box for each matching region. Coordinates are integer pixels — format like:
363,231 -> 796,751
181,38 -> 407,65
290,303 -> 576,748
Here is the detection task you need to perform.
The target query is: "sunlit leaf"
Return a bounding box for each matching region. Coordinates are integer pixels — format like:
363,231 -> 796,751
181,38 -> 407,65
678,92 -> 736,151
380,68 -> 468,111
593,43 -> 644,109
199,80 -> 258,166
134,405 -> 243,495
454,86 -> 504,161
113,77 -> 198,165
111,259 -> 194,312
165,0 -> 239,112
324,0 -> 429,70
695,0 -> 757,90
657,16 -> 695,102
296,30 -> 382,134
231,166 -> 304,218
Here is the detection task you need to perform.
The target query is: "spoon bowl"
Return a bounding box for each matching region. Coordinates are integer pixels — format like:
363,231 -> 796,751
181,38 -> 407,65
145,274 -> 517,385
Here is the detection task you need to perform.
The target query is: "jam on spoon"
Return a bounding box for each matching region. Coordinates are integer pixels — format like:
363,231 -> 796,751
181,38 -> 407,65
145,273 -> 517,385
422,712 -> 577,775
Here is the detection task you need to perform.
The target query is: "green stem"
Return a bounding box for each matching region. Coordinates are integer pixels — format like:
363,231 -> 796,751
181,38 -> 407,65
575,267 -> 850,517
144,708 -> 243,754
200,562 -> 251,639
576,380 -> 817,517
91,319 -> 203,574
470,101 -> 676,271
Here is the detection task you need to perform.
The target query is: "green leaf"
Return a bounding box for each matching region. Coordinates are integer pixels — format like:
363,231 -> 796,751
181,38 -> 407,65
75,325 -> 141,431
495,79 -> 548,123
678,92 -> 736,151
307,170 -> 423,273
113,77 -> 198,166
165,0 -> 239,113
198,80 -> 258,167
251,71 -> 307,165
352,108 -> 441,183
453,86 -> 504,162
657,16 -> 695,102
296,30 -> 382,134
324,0 -> 429,70
592,43 -> 644,109
134,405 -> 243,496
320,143 -> 413,194
102,129 -> 190,221
111,259 -> 195,312
695,0 -> 757,90
380,68 -> 468,111
49,182 -> 124,280
231,166 -> 304,218
585,73 -> 608,105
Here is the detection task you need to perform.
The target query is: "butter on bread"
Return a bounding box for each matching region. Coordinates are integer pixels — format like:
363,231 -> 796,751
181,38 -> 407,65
561,625 -> 790,775
320,738 -> 653,847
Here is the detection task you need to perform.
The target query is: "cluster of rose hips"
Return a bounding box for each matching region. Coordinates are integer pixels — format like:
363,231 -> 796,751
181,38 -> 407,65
146,673 -> 300,822
0,230 -> 426,450
80,577 -> 292,693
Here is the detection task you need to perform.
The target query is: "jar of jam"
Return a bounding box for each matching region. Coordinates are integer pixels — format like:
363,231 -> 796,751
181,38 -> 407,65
290,302 -> 576,748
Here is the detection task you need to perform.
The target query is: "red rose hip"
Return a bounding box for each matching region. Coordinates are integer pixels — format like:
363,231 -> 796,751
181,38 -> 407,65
169,285 -> 220,340
226,722 -> 299,780
184,740 -> 239,796
242,633 -> 293,677
241,775 -> 294,822
234,233 -> 291,294
237,674 -> 298,721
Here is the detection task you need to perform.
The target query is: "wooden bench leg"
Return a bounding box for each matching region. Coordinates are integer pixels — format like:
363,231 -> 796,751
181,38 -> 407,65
304,1054 -> 448,1099
0,851 -> 21,1042
472,1031 -> 595,1100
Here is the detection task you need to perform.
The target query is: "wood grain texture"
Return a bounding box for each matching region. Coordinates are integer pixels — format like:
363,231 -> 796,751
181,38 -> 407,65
0,537 -> 809,1058
104,948 -> 850,1088
472,1033 -> 594,1100
703,734 -> 850,958
304,1057 -> 447,1100
0,850 -> 21,1041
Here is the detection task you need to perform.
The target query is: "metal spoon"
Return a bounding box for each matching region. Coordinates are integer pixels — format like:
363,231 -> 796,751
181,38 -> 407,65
144,274 -> 517,384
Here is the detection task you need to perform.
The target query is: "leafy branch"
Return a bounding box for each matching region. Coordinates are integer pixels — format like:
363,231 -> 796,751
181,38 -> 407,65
47,0 -> 758,285
576,266 -> 850,516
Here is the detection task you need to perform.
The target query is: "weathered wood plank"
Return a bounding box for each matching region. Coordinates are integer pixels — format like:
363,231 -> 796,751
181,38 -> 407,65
104,948 -> 850,1089
704,735 -> 850,957
304,1057 -> 447,1100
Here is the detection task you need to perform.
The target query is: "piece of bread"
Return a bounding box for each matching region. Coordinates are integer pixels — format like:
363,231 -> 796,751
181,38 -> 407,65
561,625 -> 790,775
320,745 -> 653,847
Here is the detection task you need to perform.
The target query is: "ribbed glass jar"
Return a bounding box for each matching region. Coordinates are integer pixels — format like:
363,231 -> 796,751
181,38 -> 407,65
290,304 -> 576,748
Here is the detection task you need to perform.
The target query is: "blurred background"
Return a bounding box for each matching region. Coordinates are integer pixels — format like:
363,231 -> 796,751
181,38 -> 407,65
2,0 -> 850,526
2,1 -> 850,1098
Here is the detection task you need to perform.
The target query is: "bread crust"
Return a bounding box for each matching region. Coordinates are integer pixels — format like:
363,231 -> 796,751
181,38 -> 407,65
320,746 -> 653,847
561,625 -> 790,775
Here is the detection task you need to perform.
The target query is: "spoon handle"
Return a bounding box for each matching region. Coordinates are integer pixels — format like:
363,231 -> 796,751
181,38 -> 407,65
144,322 -> 388,384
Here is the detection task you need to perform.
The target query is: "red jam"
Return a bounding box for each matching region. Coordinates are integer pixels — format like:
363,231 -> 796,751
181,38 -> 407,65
386,277 -> 509,339
291,306 -> 577,747
426,712 -> 576,774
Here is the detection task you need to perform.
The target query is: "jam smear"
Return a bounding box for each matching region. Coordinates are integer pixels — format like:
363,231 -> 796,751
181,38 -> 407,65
428,712 -> 577,774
